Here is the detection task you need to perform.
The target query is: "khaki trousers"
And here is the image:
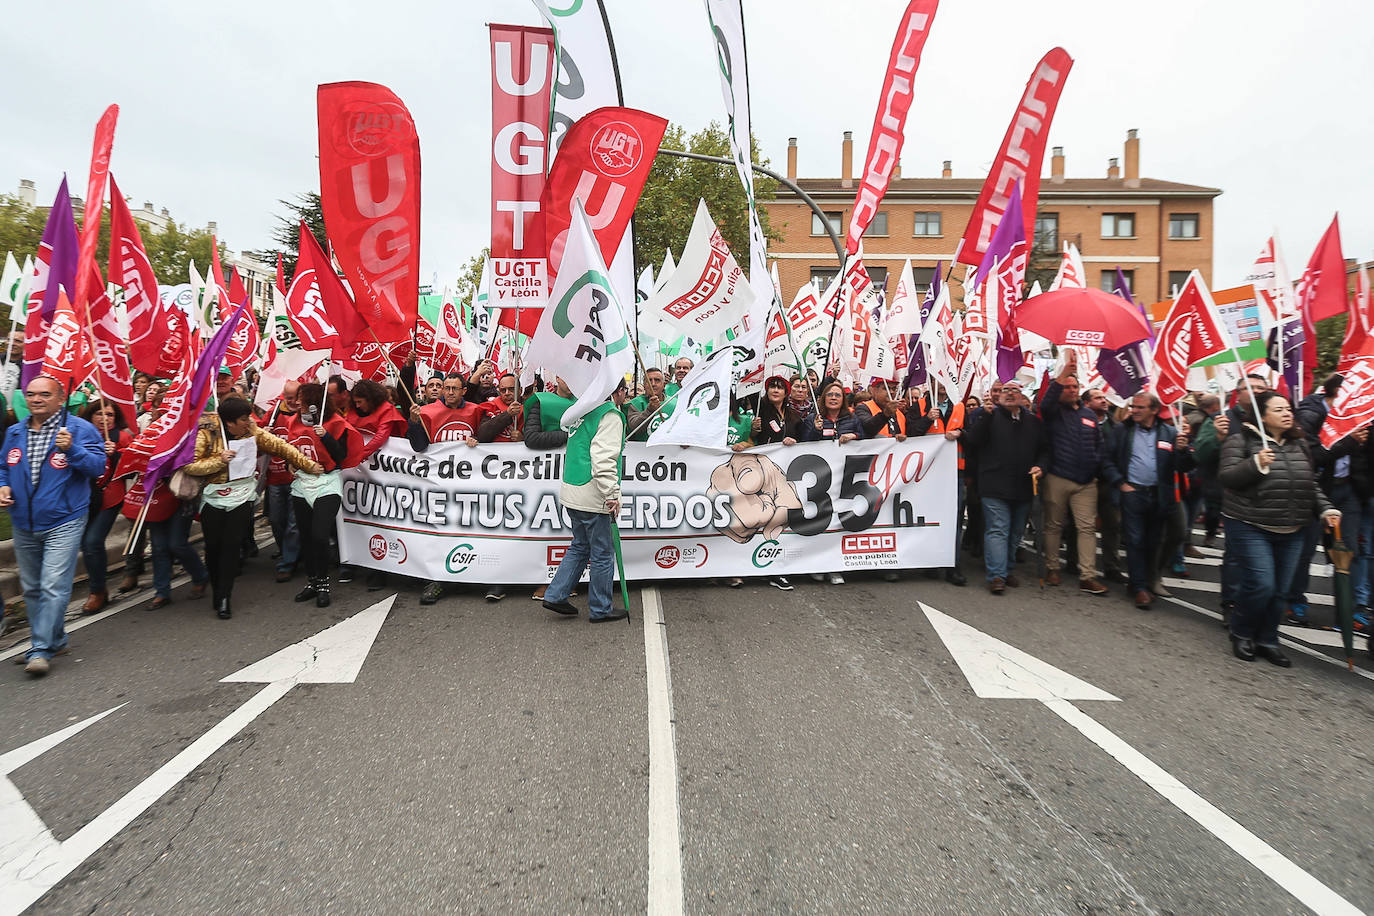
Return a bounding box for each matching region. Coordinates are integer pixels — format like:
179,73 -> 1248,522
1043,473 -> 1099,580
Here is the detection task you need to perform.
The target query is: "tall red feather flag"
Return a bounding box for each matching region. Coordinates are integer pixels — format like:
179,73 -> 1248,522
317,82 -> 421,342
71,105 -> 118,314
275,253 -> 286,294
1295,215 -> 1344,392
210,235 -> 234,323
86,263 -> 137,422
956,50 -> 1073,267
845,0 -> 941,255
287,220 -> 363,358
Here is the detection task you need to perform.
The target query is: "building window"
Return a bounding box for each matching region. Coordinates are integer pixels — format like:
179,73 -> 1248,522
1100,269 -> 1134,294
1169,213 -> 1199,239
866,266 -> 888,291
913,211 -> 941,237
1034,213 -> 1059,254
812,211 -> 843,236
1101,212 -> 1135,238
912,267 -> 936,291
867,212 -> 889,236
810,267 -> 839,290
1167,271 -> 1191,295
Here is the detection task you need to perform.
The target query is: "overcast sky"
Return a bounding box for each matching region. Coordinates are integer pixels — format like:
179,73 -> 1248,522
5,0 -> 1370,293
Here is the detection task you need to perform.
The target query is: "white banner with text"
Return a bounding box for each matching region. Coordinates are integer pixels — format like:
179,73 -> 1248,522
338,438 -> 956,582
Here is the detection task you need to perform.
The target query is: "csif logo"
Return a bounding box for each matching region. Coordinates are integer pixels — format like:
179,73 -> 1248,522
751,539 -> 783,569
446,542 -> 478,573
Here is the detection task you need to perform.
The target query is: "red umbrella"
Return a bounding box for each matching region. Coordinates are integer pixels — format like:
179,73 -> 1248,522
1014,287 -> 1153,350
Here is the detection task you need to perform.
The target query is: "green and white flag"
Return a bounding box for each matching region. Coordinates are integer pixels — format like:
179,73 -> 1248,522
1,252 -> 29,317
524,201 -> 634,429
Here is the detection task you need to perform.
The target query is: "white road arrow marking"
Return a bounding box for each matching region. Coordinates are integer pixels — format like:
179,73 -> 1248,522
920,602 -> 1364,916
0,595 -> 396,916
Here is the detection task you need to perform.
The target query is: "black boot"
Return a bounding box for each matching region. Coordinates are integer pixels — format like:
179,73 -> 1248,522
294,579 -> 318,603
315,578 -> 331,608
216,597 -> 232,619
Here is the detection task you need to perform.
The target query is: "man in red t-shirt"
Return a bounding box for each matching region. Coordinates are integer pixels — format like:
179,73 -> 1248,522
477,373 -> 523,443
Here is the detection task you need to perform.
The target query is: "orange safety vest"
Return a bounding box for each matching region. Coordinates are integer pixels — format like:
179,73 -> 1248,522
922,397 -> 966,470
859,399 -> 907,437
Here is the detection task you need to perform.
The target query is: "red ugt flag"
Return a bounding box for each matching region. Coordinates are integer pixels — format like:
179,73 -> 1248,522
287,221 -> 363,357
1153,271 -> 1230,404
108,178 -> 168,376
1322,335 -> 1374,447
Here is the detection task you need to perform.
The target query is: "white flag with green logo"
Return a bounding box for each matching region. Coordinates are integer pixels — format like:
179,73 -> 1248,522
1,252 -> 29,317
524,201 -> 634,429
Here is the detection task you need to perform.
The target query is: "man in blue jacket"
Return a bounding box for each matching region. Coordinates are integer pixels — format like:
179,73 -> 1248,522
1101,391 -> 1195,609
1038,353 -> 1109,595
0,375 -> 106,675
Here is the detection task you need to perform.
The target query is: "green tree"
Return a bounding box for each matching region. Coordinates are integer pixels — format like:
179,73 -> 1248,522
251,192 -> 326,280
143,221 -> 221,288
454,249 -> 488,305
1315,313 -> 1346,381
633,122 -> 780,274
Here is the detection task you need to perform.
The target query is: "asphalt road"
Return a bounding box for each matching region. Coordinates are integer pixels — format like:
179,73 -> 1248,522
2,537 -> 1372,915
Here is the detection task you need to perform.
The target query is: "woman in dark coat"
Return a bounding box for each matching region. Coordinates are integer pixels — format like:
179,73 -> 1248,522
1219,390 -> 1339,666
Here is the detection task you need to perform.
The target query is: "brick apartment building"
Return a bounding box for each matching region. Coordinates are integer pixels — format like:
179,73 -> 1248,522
762,130 -> 1221,306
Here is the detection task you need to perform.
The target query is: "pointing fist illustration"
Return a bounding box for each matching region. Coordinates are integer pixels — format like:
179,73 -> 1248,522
707,453 -> 803,544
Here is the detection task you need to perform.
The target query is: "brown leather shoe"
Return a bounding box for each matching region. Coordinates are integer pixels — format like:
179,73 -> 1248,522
1045,570 -> 1061,586
189,580 -> 208,599
1005,574 -> 1021,588
1079,578 -> 1109,596
149,596 -> 172,610
116,574 -> 139,594
82,590 -> 108,614
988,577 -> 1006,595
1134,589 -> 1153,609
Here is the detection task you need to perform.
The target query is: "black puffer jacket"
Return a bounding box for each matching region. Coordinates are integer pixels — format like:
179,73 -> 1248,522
963,405 -> 1048,501
1219,423 -> 1332,532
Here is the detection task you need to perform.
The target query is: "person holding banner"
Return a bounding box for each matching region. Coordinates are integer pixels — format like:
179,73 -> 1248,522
477,373 -> 525,444
182,398 -> 322,618
753,376 -> 802,445
0,376 -> 106,675
265,381 -> 303,584
624,368 -> 672,442
1219,391 -> 1339,666
543,382 -> 629,623
79,400 -> 133,614
802,379 -> 862,445
287,382 -> 359,609
523,376 -> 577,602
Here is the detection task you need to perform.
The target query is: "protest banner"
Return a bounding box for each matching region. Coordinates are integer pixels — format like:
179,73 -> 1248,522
339,437 -> 956,583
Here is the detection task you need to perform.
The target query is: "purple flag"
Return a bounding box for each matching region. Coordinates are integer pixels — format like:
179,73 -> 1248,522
145,302 -> 249,485
975,183 -> 1023,289
1096,270 -> 1151,397
904,263 -> 941,389
21,178 -> 81,388
1266,317 -> 1304,393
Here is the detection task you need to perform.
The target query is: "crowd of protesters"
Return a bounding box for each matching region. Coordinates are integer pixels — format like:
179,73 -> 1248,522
1,341 -> 1363,677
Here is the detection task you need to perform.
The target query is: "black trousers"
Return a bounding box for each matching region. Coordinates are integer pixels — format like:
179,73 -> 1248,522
293,495 -> 341,580
201,502 -> 255,604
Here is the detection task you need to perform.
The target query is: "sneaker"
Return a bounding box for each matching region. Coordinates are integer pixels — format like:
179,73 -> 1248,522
24,656 -> 49,676
1285,602 -> 1310,626
1351,610 -> 1369,633
1079,578 -> 1109,596
768,576 -> 794,591
486,585 -> 505,602
1170,560 -> 1187,575
420,582 -> 445,605
589,609 -> 629,623
727,577 -> 744,588
809,573 -> 825,582
337,566 -> 354,584
827,573 -> 845,585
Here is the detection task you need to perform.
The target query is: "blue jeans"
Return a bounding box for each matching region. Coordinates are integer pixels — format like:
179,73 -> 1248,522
982,497 -> 1030,582
81,504 -> 121,593
149,508 -> 207,599
266,483 -> 299,572
1355,497 -> 1374,606
1225,516 -> 1304,648
14,515 -> 85,660
1120,488 -> 1166,593
545,508 -> 615,617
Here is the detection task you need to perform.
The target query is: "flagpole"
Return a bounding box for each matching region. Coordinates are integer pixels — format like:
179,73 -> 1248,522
75,292 -> 113,443
366,325 -> 416,409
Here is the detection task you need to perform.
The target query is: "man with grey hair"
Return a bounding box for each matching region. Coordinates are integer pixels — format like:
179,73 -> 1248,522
1102,391 -> 1195,609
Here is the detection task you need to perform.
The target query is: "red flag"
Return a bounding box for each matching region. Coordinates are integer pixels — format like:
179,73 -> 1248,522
1298,215 -> 1346,323
1322,336 -> 1374,447
956,49 -> 1074,267
40,291 -> 91,390
87,265 -> 137,423
72,105 -> 118,313
210,235 -> 234,323
846,0 -> 941,254
1153,272 -> 1230,404
275,252 -> 286,294
154,311 -> 190,379
317,81 -> 422,342
225,308 -> 260,380
287,221 -> 363,356
542,107 -> 667,283
229,268 -> 250,309
114,331 -> 196,481
107,178 -> 168,376
1340,266 -> 1372,374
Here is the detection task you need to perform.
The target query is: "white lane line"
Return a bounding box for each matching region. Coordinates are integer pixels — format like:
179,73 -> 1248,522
641,586 -> 684,916
1159,593 -> 1374,684
1160,577 -> 1335,607
0,575 -> 195,662
1045,699 -> 1365,916
1182,555 -> 1332,578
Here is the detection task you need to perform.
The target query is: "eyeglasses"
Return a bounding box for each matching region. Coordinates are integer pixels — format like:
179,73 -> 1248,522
499,386 -> 517,393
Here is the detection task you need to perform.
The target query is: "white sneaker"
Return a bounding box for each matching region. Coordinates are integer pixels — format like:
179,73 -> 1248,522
810,573 -> 825,582
828,573 -> 845,585
768,576 -> 794,591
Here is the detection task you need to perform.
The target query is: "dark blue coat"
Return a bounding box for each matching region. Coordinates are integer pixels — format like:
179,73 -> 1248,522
1038,380 -> 1105,484
0,415 -> 106,531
